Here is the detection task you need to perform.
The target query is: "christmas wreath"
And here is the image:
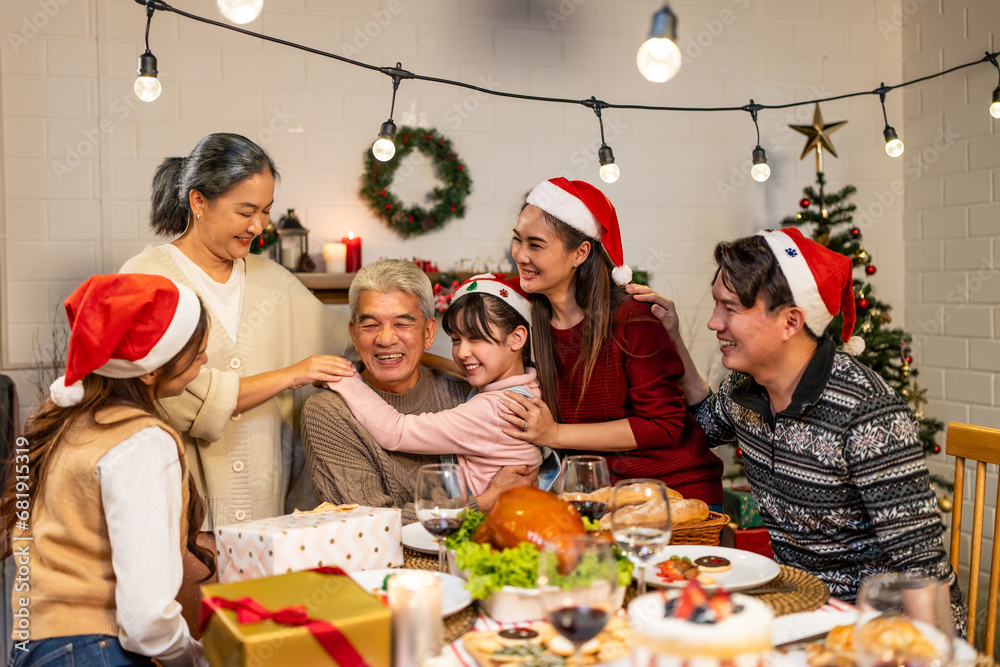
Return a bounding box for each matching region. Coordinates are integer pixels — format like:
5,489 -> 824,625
360,126 -> 472,238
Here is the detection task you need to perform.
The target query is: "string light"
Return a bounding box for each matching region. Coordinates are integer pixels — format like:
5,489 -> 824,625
130,2 -> 1000,170
877,84 -> 904,158
987,53 -> 1000,119
372,63 -> 412,163
586,98 -> 620,183
134,2 -> 161,102
636,4 -> 682,83
747,101 -> 770,183
217,0 -> 263,24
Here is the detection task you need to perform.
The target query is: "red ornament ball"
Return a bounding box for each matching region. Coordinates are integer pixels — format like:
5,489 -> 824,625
857,297 -> 870,310
850,227 -> 861,238
933,445 -> 942,454
905,355 -> 913,364
799,198 -> 811,208
865,265 -> 877,276
735,447 -> 743,459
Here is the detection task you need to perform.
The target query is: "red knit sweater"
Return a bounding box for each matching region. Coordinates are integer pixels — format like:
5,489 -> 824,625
550,298 -> 723,504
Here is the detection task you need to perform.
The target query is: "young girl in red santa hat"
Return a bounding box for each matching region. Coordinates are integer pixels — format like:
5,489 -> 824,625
323,273 -> 541,496
1,274 -> 212,666
500,177 -> 725,508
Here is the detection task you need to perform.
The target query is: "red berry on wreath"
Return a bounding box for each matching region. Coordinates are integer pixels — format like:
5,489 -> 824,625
865,265 -> 877,276
850,227 -> 861,238
857,297 -> 870,310
799,198 -> 810,208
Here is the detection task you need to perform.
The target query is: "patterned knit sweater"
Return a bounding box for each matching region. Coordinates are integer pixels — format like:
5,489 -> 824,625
693,336 -> 967,635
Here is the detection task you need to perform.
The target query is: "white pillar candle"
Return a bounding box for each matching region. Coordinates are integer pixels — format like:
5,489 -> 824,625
323,242 -> 347,273
388,570 -> 443,667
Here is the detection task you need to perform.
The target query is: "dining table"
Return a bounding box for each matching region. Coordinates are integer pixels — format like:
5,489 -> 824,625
400,547 -> 997,667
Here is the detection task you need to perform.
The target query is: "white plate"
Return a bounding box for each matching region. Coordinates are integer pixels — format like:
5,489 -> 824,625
401,522 -> 441,554
349,569 -> 473,617
641,545 -> 781,591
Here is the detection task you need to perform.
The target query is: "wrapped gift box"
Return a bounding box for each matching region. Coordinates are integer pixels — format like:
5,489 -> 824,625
201,567 -> 390,667
215,506 -> 403,583
734,527 -> 773,559
723,485 -> 764,529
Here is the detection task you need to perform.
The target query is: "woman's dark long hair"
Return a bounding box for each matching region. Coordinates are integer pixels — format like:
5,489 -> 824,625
1,306 -> 216,578
528,207 -> 629,421
150,132 -> 279,237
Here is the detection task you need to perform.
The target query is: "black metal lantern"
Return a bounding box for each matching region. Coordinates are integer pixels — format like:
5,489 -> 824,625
276,209 -> 309,272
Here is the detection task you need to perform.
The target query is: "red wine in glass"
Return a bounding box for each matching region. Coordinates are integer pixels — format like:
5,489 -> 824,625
549,606 -> 610,643
421,516 -> 464,538
569,499 -> 608,521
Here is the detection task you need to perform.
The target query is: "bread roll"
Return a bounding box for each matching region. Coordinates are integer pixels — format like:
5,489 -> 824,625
669,498 -> 710,525
576,483 -> 682,508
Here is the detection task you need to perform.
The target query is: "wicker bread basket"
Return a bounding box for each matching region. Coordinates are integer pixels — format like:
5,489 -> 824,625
670,511 -> 730,546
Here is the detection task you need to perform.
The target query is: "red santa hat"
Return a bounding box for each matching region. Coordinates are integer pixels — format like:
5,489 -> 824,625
526,177 -> 633,286
452,273 -> 532,325
50,274 -> 202,407
757,227 -> 865,355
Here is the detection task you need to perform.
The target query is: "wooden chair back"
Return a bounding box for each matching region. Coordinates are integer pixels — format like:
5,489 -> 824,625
946,421 -> 1000,653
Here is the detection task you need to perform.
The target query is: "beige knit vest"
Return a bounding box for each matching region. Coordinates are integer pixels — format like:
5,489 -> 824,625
11,406 -> 190,641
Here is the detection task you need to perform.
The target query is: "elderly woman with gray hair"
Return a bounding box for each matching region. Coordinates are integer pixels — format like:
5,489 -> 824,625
121,133 -> 356,533
301,259 -> 538,524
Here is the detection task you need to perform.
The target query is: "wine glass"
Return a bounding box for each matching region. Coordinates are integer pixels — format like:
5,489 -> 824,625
537,534 -> 618,661
854,573 -> 954,667
414,463 -> 469,573
558,455 -> 611,522
610,479 -> 672,596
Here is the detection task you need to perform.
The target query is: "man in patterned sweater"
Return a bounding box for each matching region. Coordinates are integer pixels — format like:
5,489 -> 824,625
631,228 -> 966,635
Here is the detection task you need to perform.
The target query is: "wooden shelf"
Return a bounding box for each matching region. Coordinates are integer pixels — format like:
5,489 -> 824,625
295,271 -> 474,305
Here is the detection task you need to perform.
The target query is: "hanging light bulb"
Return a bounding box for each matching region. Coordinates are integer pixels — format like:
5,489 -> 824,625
598,144 -> 620,183
134,50 -> 161,102
751,146 -> 770,182
877,84 -> 903,158
636,5 -> 682,83
883,126 -> 904,157
217,0 -> 263,24
990,88 -> 1000,119
372,120 -> 397,162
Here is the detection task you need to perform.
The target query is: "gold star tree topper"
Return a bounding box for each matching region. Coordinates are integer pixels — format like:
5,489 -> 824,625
789,103 -> 847,175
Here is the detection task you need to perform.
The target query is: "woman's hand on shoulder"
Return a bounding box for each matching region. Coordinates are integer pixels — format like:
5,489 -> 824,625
284,355 -> 356,390
499,393 -> 559,447
626,283 -> 681,343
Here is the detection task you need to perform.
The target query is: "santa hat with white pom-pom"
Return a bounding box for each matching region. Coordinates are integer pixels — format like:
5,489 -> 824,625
49,274 -> 201,407
757,227 -> 866,356
526,177 -> 633,286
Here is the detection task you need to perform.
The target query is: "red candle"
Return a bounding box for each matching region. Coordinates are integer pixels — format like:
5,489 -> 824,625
342,231 -> 362,272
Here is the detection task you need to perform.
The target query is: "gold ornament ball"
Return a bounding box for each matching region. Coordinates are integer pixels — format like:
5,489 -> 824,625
854,249 -> 871,264
938,496 -> 953,513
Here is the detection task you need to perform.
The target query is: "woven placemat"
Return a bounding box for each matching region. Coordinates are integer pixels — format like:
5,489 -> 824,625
402,548 -> 478,641
751,564 -> 830,617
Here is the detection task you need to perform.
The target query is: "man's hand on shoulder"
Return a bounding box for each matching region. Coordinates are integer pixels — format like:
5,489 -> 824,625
475,464 -> 538,514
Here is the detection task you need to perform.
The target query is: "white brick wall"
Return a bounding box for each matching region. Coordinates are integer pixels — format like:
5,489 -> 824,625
903,0 -> 1000,629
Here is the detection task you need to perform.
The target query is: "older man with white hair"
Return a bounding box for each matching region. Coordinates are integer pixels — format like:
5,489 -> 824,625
302,259 -> 537,522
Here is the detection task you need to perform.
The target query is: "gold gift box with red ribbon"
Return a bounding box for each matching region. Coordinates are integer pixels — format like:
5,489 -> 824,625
200,567 -> 390,667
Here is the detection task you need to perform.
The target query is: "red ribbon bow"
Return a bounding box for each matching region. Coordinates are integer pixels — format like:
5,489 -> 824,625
199,567 -> 370,667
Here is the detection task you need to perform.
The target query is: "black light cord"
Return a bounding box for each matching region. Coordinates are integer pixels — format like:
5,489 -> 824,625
747,100 -> 763,148
143,1 -> 154,53
133,0 -> 1000,121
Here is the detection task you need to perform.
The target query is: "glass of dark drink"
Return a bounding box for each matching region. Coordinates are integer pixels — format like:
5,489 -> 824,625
537,534 -> 618,661
854,573 -> 954,667
557,455 -> 611,521
414,463 -> 468,573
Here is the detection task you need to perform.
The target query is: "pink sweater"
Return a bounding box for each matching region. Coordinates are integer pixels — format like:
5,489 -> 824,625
328,368 -> 543,495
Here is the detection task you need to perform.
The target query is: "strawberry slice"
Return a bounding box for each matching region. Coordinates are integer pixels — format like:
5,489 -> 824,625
709,589 -> 733,620
674,580 -> 709,619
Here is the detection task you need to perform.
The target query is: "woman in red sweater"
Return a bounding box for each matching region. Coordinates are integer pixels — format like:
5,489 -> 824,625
500,178 -> 723,507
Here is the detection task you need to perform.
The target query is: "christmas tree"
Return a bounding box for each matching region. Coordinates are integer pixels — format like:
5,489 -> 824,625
727,105 -> 952,507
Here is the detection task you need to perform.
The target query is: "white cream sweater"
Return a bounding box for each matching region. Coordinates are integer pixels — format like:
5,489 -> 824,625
121,246 -> 352,529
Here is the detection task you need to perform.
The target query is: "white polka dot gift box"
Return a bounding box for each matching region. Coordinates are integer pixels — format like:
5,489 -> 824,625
214,504 -> 404,583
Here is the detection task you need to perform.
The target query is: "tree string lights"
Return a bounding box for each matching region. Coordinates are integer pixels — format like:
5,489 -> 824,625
132,0 -> 999,186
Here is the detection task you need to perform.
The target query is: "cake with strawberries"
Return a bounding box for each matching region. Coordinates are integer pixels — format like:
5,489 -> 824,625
628,580 -> 774,666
